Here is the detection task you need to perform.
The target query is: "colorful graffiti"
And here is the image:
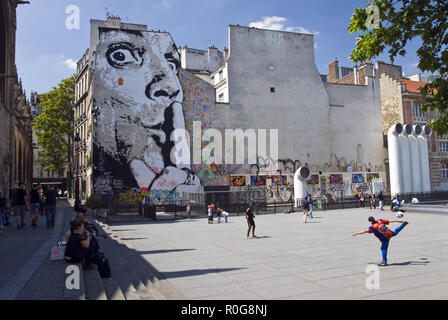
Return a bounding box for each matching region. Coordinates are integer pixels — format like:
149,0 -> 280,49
271,176 -> 287,186
366,173 -> 380,183
329,174 -> 343,184
352,174 -> 365,184
306,175 -> 319,185
230,176 -> 246,186
251,176 -> 267,186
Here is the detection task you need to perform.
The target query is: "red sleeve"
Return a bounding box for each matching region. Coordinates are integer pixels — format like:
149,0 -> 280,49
382,220 -> 390,224
365,228 -> 372,233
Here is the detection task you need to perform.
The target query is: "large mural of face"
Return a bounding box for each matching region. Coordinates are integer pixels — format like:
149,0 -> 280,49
93,28 -> 200,198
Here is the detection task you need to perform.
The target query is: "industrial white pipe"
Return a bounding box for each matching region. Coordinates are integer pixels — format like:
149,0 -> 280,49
409,124 -> 423,194
294,167 -> 311,207
419,125 -> 432,193
387,123 -> 403,196
399,124 -> 413,194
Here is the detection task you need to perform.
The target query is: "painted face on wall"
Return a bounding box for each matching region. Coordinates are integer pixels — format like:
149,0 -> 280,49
94,28 -> 200,194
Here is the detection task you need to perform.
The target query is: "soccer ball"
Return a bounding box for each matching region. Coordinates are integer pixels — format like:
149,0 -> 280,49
396,213 -> 403,218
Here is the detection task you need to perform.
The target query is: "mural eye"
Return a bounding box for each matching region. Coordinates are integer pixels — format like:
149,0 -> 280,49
106,44 -> 139,68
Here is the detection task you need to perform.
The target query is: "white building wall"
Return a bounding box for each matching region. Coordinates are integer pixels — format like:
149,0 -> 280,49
226,26 -> 332,168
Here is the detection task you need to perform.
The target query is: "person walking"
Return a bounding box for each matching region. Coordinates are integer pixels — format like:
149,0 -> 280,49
186,202 -> 191,220
207,204 -> 214,224
12,183 -> 28,229
359,192 -> 365,208
301,197 -> 309,223
30,184 -> 41,227
378,191 -> 384,211
307,194 -> 314,219
43,185 -> 58,228
246,203 -> 256,238
370,194 -> 377,209
352,216 -> 408,266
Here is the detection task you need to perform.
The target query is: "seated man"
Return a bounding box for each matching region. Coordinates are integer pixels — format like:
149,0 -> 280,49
65,219 -> 97,269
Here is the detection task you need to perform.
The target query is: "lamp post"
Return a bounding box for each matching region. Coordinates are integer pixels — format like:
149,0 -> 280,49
74,133 -> 81,205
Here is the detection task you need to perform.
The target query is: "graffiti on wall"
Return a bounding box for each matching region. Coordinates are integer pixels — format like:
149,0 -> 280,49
271,175 -> 288,186
366,173 -> 380,183
230,176 -> 246,186
92,28 -> 201,201
307,175 -> 319,185
251,176 -> 267,186
352,174 -> 365,184
329,174 -> 343,184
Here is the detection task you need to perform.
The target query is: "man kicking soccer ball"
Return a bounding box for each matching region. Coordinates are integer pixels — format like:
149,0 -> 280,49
352,217 -> 408,266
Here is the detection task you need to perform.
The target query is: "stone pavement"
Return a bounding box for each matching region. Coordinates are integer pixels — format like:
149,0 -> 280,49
103,208 -> 448,300
0,200 -> 75,300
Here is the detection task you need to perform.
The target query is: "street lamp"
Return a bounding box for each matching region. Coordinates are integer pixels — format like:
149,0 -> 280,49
74,133 -> 81,205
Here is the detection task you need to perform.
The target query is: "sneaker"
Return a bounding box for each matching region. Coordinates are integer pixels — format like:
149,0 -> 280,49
378,261 -> 388,266
403,221 -> 409,226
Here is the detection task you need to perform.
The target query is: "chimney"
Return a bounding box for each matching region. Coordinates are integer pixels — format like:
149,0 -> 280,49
329,58 -> 339,83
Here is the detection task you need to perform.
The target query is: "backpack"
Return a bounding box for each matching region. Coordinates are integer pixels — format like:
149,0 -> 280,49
96,252 -> 111,278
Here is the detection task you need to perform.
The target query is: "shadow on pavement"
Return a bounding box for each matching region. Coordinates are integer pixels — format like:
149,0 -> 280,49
161,268 -> 246,279
137,249 -> 196,255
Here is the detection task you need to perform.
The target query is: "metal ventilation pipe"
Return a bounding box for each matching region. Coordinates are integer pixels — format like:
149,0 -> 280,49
294,167 -> 311,207
409,124 -> 423,194
419,125 -> 432,193
387,123 -> 403,197
399,124 -> 413,194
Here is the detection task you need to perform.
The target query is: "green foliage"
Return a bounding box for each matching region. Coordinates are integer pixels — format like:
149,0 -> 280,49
118,191 -> 143,206
85,193 -> 108,209
349,0 -> 448,135
32,75 -> 75,175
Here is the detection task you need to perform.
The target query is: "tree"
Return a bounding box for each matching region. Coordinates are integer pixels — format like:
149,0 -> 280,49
349,0 -> 448,135
32,75 -> 75,189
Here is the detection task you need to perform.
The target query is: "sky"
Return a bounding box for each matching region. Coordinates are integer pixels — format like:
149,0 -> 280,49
15,0 -> 425,95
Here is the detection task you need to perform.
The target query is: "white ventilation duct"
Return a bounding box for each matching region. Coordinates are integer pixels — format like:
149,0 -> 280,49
388,123 -> 403,196
294,167 -> 311,207
419,125 -> 432,193
399,124 -> 413,194
409,124 -> 423,193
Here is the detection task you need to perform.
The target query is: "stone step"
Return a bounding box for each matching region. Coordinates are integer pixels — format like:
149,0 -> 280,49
97,236 -> 141,300
101,277 -> 126,300
84,265 -> 107,300
96,221 -> 184,299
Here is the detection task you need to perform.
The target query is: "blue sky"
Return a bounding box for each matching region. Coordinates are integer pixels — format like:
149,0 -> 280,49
16,0 -> 424,95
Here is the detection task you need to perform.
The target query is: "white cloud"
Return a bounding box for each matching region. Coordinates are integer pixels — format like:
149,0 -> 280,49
411,62 -> 419,68
249,16 -> 319,35
63,58 -> 77,71
162,0 -> 173,8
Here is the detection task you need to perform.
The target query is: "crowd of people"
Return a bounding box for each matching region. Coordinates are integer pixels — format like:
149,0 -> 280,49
0,183 -> 61,236
357,191 -> 385,210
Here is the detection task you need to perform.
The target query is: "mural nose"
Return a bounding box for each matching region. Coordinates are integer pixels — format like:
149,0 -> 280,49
145,74 -> 180,101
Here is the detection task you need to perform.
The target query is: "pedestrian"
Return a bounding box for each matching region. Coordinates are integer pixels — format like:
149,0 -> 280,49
0,198 -> 6,237
370,194 -> 377,209
301,197 -> 309,223
12,183 -> 28,229
207,204 -> 214,224
378,191 -> 384,211
217,207 -> 222,223
246,203 -> 256,238
43,185 -> 59,228
30,184 -> 41,227
186,202 -> 191,220
218,208 -> 230,223
391,197 -> 405,217
307,194 -> 314,218
65,219 -> 97,270
359,192 -> 365,208
352,216 -> 408,266
38,185 -> 46,217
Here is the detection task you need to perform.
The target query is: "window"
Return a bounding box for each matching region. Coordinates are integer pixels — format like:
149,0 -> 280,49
218,93 -> 224,102
270,87 -> 276,93
442,164 -> 448,179
413,104 -> 427,117
438,141 -> 448,153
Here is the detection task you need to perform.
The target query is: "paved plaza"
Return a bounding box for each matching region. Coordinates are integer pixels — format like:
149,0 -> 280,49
104,208 -> 448,300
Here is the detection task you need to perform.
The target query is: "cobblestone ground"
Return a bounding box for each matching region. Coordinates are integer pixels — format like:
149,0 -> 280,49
105,208 -> 448,300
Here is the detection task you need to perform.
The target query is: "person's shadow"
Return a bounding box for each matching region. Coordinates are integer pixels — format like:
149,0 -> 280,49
377,258 -> 430,266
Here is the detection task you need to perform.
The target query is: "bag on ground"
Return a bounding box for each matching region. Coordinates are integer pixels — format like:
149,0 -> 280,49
96,253 -> 111,278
